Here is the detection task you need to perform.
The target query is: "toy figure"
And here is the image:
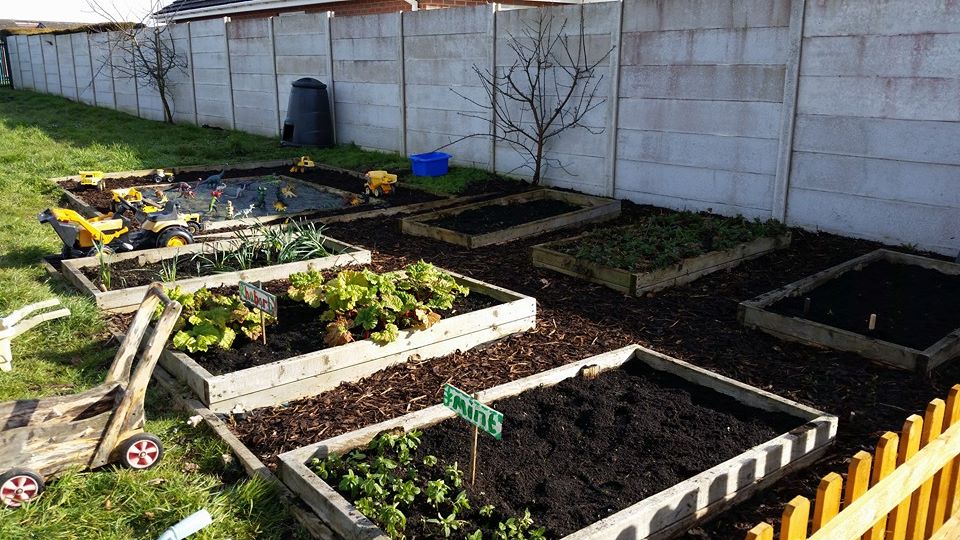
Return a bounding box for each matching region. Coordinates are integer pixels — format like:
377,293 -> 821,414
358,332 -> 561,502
226,200 -> 235,219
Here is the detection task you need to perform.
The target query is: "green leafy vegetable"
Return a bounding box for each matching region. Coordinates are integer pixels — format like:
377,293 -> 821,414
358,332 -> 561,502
163,286 -> 274,353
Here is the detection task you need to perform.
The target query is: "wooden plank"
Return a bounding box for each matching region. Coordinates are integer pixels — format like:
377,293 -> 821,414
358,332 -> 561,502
533,233 -> 791,296
889,415 -> 924,540
61,238 -> 370,312
930,386 -> 960,534
809,420 -> 960,540
278,344 -> 836,540
160,271 -> 536,412
845,451 -> 873,507
739,249 -> 960,373
400,189 -> 622,249
780,496 -> 810,540
929,509 -> 960,540
746,523 -> 774,540
907,399 -> 947,540
812,472 -> 842,532
865,432 -> 899,540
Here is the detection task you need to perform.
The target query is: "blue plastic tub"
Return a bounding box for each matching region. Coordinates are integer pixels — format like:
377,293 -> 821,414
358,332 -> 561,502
409,152 -> 451,177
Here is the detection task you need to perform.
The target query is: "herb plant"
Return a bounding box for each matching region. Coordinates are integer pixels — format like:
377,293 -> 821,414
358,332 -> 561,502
310,430 -> 545,539
163,286 -> 274,353
288,261 -> 469,347
559,212 -> 788,272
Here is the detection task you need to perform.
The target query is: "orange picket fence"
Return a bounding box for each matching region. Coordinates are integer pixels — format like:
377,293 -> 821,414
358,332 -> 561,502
745,384 -> 960,540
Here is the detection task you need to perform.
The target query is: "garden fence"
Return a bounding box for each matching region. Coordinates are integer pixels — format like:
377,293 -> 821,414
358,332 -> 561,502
0,41 -> 10,87
4,0 -> 960,257
745,384 -> 960,540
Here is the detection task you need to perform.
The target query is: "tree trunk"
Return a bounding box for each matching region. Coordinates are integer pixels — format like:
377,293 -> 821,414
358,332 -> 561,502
158,82 -> 174,123
532,139 -> 544,185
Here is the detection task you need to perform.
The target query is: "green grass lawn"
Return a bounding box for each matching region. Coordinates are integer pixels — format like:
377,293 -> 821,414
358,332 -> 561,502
0,88 -> 503,538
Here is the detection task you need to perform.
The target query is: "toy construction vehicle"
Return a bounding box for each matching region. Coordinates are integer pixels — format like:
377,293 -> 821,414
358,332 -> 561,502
110,188 -> 205,235
40,201 -> 195,259
0,285 -> 181,508
290,156 -> 316,174
364,170 -> 397,197
78,170 -> 105,191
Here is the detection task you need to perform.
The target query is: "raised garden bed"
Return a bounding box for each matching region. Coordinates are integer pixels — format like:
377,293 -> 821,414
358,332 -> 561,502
61,236 -> 370,312
739,249 -> 960,373
532,213 -> 791,295
278,345 -> 836,540
159,269 -> 536,413
400,189 -> 621,249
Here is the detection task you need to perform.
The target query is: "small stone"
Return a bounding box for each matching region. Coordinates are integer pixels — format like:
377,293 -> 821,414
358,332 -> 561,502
186,415 -> 203,427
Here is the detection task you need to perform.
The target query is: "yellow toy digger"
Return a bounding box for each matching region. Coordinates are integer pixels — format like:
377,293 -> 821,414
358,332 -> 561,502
364,170 -> 397,197
110,188 -> 205,235
40,201 -> 195,259
290,156 -> 316,174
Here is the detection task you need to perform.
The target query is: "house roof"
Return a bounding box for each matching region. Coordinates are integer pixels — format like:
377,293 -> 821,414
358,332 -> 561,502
156,0 -> 247,16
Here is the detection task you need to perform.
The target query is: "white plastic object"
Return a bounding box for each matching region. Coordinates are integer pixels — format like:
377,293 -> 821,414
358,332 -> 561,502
156,509 -> 213,540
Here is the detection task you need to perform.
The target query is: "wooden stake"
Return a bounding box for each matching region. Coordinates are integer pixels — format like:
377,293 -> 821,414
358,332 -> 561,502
803,297 -> 811,315
470,393 -> 479,485
869,313 -> 877,332
261,311 -> 267,345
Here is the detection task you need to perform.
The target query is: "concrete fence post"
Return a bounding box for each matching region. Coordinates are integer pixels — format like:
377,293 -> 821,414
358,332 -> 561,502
398,12 -> 408,156
224,18 -> 236,129
488,4 -> 497,172
605,0 -> 624,199
86,33 -> 98,106
269,17 -> 282,135
186,22 -> 199,125
772,0 -> 808,222
324,12 -> 337,144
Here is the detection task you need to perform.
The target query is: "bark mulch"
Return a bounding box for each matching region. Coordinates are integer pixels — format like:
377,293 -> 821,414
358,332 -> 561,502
204,201 -> 957,539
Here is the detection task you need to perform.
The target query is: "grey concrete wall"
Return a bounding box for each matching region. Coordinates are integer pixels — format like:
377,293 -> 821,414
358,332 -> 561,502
89,32 -> 115,109
190,18 -> 233,129
71,33 -> 96,105
493,3 -> 617,195
228,18 -> 279,136
331,12 -> 403,152
786,0 -> 960,254
8,36 -> 23,89
109,31 -> 140,116
9,1 -> 959,254
615,0 -> 792,218
39,35 -> 58,94
56,34 -> 77,100
274,12 -> 331,130
168,24 -> 196,124
403,6 -> 492,168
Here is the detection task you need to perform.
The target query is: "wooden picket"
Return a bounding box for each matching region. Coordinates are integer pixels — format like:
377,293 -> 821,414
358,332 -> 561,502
744,385 -> 960,540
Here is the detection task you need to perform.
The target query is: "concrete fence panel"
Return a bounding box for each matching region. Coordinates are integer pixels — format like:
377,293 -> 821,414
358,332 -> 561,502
273,12 -> 331,131
55,34 -> 76,100
190,18 -> 233,129
167,24 -> 196,124
109,32 -> 140,117
403,5 -> 492,168
331,12 -> 402,153
71,33 -> 96,105
89,32 -> 116,109
228,17 -> 279,136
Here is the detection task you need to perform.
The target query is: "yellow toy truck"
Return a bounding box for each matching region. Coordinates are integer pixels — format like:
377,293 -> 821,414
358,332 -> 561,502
78,171 -> 105,191
290,156 -> 316,174
364,170 -> 397,197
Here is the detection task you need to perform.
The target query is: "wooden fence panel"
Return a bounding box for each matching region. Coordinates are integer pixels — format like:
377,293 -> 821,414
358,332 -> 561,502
744,388 -> 960,540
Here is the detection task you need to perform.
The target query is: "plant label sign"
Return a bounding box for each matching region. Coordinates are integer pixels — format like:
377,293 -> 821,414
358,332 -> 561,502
443,384 -> 503,440
238,281 -> 277,316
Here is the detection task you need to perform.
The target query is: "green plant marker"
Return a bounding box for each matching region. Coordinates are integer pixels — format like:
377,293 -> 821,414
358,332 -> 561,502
443,384 -> 503,486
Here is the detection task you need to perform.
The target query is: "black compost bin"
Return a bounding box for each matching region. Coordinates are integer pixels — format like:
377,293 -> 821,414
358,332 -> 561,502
281,78 -> 333,147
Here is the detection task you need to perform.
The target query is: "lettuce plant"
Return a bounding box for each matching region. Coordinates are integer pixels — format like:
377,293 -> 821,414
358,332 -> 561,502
164,286 -> 274,353
288,261 -> 469,347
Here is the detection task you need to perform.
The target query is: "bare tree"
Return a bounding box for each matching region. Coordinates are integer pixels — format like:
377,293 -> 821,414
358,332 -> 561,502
88,0 -> 187,123
452,9 -> 612,184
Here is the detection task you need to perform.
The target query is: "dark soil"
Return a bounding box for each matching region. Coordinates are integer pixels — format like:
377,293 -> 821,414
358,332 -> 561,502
402,360 -> 799,538
770,260 -> 960,351
193,285 -> 498,375
425,199 -> 584,235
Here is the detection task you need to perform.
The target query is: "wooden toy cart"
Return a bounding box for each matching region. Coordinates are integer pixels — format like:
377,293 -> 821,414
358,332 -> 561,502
0,284 -> 182,508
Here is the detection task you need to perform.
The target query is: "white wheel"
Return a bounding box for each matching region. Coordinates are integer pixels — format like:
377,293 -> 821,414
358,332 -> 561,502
119,433 -> 164,470
0,470 -> 44,508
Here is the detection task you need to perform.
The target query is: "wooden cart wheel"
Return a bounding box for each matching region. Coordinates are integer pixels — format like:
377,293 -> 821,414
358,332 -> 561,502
119,433 -> 164,470
0,469 -> 44,508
